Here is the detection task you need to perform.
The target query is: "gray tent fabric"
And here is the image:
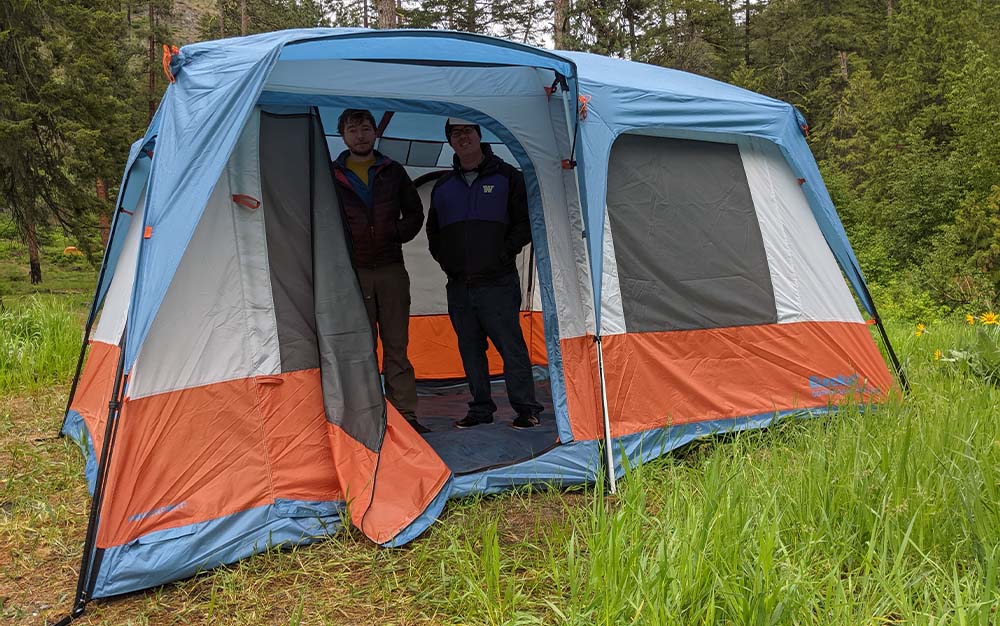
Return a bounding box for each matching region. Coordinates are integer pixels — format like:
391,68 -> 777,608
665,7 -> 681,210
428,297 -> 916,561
262,111 -> 385,452
606,134 -> 777,332
307,112 -> 386,452
260,112 -> 321,372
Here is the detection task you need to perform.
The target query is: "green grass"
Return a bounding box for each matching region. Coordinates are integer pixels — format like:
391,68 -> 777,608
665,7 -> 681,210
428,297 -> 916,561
0,215 -> 98,301
0,296 -> 87,393
1,310 -> 999,624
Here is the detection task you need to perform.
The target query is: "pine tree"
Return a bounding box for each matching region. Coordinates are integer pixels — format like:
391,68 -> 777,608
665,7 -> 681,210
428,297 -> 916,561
0,0 -> 143,283
198,0 -> 331,39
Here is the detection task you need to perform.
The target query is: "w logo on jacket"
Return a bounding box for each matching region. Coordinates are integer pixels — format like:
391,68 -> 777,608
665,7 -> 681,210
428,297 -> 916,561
482,184 -> 494,193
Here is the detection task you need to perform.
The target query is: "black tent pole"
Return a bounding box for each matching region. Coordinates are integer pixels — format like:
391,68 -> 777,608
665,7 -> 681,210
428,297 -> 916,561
859,281 -> 909,393
51,336 -> 129,625
57,205 -> 129,438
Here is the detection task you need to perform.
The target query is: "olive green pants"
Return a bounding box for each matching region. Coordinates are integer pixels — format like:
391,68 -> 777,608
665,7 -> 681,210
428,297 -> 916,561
355,263 -> 418,420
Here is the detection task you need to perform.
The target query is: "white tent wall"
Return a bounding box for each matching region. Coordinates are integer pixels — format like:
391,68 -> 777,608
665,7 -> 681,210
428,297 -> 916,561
597,208 -> 627,336
739,137 -> 863,324
91,183 -> 147,347
128,110 -> 274,399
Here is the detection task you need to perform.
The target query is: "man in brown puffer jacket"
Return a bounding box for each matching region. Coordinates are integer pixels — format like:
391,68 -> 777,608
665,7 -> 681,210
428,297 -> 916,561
331,109 -> 428,433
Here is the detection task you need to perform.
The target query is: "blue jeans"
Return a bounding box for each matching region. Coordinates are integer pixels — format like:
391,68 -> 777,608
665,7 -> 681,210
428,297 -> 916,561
447,273 -> 544,419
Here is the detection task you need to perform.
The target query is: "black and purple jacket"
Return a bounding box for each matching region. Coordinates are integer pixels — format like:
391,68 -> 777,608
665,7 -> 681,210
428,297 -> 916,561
426,145 -> 532,286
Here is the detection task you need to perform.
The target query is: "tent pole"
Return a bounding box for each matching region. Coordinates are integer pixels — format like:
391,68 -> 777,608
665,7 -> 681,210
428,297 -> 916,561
856,280 -> 909,393
53,334 -> 129,624
872,311 -> 909,393
558,77 -> 616,493
595,336 -> 617,493
57,204 -> 129,437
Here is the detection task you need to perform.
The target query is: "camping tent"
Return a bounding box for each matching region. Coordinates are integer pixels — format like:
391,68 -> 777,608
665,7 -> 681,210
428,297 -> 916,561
58,27 -> 900,615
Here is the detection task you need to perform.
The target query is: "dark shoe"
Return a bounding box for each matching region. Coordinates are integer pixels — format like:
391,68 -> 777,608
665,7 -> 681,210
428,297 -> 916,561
511,413 -> 540,430
406,418 -> 431,434
455,413 -> 494,429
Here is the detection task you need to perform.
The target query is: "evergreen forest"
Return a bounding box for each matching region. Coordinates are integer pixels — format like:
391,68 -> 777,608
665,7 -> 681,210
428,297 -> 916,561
2,0 -> 999,318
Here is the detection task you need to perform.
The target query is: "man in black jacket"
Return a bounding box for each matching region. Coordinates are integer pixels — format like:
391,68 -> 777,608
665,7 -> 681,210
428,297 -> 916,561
426,118 -> 544,430
331,109 -> 428,433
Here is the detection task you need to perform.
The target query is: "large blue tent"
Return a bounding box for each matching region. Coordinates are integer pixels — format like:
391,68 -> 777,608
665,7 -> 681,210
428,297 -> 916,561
57,28 -> 898,618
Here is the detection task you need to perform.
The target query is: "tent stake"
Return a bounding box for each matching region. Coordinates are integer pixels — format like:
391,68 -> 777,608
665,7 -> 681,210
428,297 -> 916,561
595,336 -> 617,494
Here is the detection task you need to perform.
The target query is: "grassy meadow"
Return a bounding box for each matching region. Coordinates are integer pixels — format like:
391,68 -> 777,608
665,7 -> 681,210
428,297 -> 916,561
1,245 -> 999,624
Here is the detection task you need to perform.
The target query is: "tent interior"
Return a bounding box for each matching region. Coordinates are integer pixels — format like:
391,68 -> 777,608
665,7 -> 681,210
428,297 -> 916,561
320,106 -> 560,474
217,52 -> 585,476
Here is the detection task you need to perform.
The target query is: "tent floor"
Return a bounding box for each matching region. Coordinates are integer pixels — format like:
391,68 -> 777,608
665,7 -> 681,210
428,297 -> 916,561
414,375 -> 558,475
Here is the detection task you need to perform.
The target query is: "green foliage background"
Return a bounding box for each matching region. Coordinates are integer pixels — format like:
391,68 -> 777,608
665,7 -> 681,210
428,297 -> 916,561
2,0 -> 999,318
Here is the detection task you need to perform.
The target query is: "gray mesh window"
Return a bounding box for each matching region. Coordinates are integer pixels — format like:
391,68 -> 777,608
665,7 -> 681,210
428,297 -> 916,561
606,134 -> 777,332
407,141 -> 444,167
376,137 -> 409,163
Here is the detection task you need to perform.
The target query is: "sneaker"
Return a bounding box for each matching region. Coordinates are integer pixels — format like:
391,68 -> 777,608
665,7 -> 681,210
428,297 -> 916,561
455,413 -> 494,429
406,418 -> 431,434
511,413 -> 540,430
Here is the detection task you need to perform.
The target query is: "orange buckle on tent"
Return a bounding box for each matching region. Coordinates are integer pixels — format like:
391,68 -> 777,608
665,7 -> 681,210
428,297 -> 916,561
801,123 -> 810,137
544,86 -> 556,97
578,94 -> 591,120
143,226 -> 153,239
797,178 -> 806,186
865,318 -> 877,326
232,194 -> 261,209
561,159 -> 577,170
162,45 -> 180,84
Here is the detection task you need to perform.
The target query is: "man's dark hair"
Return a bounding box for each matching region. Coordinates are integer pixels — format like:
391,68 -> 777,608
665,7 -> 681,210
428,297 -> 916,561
338,109 -> 377,135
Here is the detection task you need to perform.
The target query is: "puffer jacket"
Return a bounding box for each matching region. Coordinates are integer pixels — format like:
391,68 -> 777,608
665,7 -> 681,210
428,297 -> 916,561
331,150 -> 424,268
426,145 -> 532,285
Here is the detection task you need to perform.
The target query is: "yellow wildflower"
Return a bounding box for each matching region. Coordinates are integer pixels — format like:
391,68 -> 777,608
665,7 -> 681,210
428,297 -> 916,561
966,313 -> 976,325
915,323 -> 926,337
981,312 -> 998,325
934,349 -> 942,361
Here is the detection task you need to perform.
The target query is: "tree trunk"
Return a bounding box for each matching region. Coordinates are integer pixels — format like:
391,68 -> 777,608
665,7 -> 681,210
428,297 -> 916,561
376,0 -> 397,28
219,0 -> 225,37
464,0 -> 475,32
745,0 -> 751,66
148,1 -> 156,122
626,0 -> 637,59
96,177 -> 110,246
553,0 -> 567,48
887,0 -> 893,16
838,49 -> 849,78
240,0 -> 247,34
26,219 -> 42,285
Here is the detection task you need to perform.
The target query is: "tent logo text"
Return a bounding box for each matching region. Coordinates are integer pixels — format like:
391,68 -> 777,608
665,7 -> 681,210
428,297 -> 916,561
129,501 -> 187,523
808,374 -> 860,397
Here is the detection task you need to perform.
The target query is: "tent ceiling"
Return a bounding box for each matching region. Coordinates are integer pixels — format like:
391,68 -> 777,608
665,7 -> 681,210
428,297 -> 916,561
277,31 -> 575,80
265,59 -> 554,100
